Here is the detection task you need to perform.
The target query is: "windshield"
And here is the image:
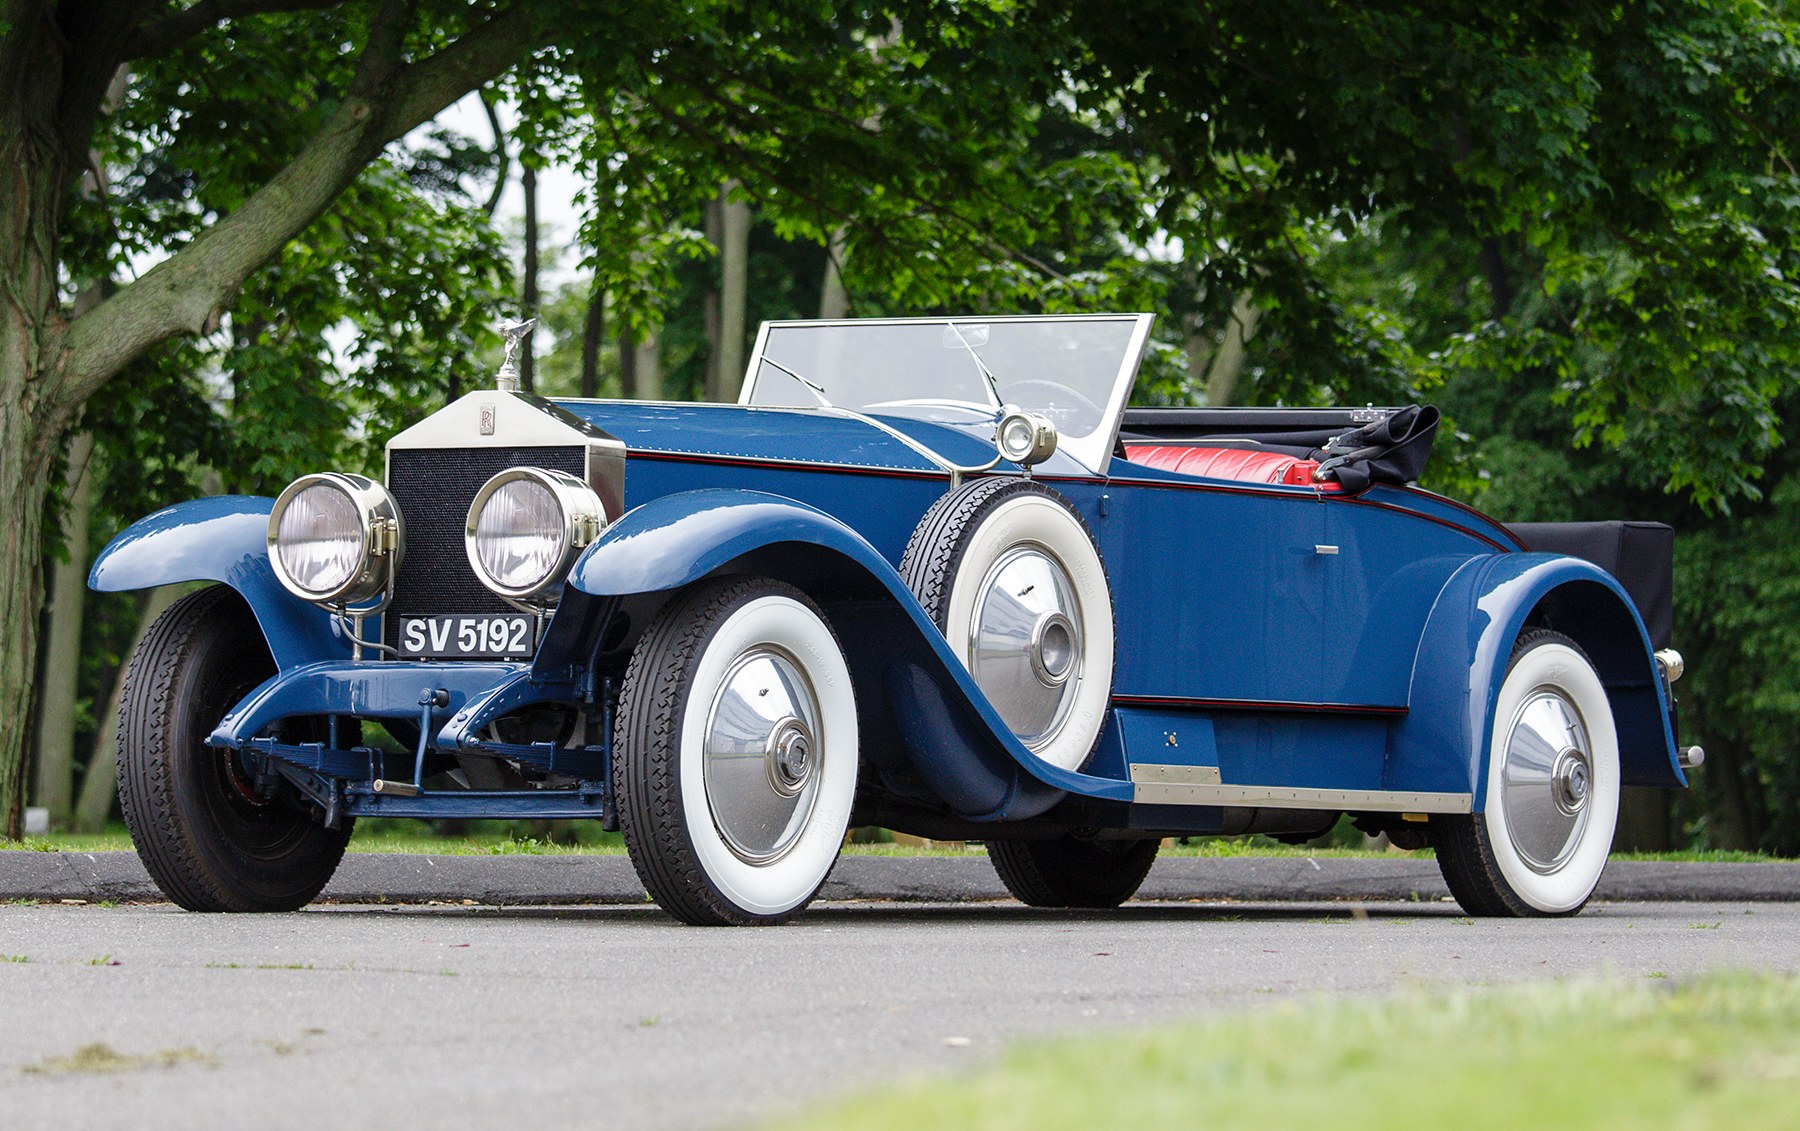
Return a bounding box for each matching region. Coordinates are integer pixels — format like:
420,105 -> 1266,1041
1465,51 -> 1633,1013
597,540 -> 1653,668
741,315 -> 1151,472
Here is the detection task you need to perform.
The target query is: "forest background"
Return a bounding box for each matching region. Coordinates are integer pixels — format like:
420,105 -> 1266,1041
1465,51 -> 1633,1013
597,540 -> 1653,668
4,0 -> 1798,853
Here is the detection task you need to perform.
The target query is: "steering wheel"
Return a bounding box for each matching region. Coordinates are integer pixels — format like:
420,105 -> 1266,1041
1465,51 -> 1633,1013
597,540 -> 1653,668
1003,380 -> 1105,435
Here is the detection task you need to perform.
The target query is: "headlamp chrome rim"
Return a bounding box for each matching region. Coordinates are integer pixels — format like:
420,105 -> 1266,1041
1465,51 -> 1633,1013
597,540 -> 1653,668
266,472 -> 404,605
464,466 -> 606,601
996,404 -> 1059,467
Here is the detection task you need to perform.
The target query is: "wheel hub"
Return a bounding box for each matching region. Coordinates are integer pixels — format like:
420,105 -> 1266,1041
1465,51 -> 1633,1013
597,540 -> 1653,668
1029,611 -> 1076,686
1500,688 -> 1594,874
765,716 -> 813,797
1552,747 -> 1590,814
969,547 -> 1084,749
702,649 -> 823,864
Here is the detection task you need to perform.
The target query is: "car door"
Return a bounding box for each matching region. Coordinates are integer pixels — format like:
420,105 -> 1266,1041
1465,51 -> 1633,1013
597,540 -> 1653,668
1099,478 -> 1329,708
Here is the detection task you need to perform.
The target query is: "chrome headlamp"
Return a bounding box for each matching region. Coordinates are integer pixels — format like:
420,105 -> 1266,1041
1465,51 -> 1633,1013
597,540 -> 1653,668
996,404 -> 1059,467
465,467 -> 605,601
267,473 -> 403,605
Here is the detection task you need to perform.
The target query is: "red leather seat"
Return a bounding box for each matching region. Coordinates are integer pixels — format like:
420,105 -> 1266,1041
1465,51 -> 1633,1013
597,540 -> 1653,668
1123,444 -> 1324,486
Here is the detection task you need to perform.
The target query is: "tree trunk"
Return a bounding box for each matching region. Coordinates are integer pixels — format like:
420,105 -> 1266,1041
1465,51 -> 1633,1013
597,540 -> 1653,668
1203,292 -> 1260,406
0,53 -> 65,835
701,193 -> 722,395
30,430 -> 95,829
579,285 -> 604,399
819,225 -> 851,319
72,585 -> 180,833
520,161 -> 539,393
0,407 -> 55,838
634,328 -> 663,401
710,181 -> 751,402
619,329 -> 637,399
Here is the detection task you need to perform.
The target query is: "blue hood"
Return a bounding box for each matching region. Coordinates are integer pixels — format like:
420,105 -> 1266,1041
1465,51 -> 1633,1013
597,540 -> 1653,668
551,400 -> 1094,478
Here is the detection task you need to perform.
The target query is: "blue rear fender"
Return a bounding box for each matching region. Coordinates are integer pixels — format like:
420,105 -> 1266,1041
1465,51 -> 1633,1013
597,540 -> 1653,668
87,496 -> 347,670
556,488 -> 1134,819
1389,552 -> 1681,808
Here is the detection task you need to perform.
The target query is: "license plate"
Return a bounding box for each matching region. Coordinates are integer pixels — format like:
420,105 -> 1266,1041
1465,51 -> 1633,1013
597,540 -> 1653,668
397,613 -> 536,659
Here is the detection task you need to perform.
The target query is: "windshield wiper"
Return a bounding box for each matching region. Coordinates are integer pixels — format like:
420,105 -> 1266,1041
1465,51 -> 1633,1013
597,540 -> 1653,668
757,350 -> 1004,485
759,356 -> 831,407
944,322 -> 1004,409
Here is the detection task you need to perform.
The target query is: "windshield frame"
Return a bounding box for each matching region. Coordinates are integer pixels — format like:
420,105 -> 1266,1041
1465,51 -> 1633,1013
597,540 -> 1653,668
737,314 -> 1155,475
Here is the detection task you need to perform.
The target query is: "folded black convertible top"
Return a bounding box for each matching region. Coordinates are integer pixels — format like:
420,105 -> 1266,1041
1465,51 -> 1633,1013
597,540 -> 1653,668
1118,404 -> 1441,489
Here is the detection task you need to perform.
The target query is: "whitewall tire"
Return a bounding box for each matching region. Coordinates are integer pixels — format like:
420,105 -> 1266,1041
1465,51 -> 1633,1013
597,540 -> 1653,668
616,577 -> 858,926
1434,629 -> 1620,916
900,479 -> 1113,772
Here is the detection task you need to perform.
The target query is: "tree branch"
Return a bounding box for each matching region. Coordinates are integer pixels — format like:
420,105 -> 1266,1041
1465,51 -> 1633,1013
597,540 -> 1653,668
55,4 -> 534,414
480,90 -> 508,217
133,0 -> 340,59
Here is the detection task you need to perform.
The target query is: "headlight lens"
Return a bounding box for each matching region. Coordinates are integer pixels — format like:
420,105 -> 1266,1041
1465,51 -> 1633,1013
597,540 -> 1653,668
267,473 -> 402,604
996,405 -> 1059,467
466,467 -> 604,600
472,478 -> 562,592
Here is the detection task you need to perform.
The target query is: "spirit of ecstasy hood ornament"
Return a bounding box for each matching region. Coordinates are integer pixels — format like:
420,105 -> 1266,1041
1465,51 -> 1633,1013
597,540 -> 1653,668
495,317 -> 537,392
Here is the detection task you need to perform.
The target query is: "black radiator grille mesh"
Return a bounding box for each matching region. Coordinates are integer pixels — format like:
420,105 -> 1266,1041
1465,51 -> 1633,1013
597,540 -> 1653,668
385,445 -> 586,648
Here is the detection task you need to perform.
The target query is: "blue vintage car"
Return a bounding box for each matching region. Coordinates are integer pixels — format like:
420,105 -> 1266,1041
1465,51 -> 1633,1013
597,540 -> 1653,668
90,314 -> 1697,924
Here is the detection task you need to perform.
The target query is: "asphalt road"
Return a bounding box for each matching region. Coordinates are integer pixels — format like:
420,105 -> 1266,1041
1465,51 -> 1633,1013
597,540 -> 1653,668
4,899 -> 1796,1131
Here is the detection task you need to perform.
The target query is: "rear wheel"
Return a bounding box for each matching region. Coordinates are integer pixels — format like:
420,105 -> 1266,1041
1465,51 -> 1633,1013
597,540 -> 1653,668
117,586 -> 351,912
616,577 -> 859,925
1433,629 -> 1619,916
988,836 -> 1160,908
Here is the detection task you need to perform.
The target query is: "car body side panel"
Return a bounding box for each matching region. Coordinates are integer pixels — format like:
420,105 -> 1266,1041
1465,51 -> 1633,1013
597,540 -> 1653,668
86,496 -> 347,670
1387,552 -> 1682,805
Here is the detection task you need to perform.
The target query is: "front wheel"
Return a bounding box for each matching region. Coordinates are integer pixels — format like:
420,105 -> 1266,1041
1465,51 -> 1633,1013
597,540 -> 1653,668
988,836 -> 1160,908
616,578 -> 859,925
1433,629 -> 1620,916
117,586 -> 351,912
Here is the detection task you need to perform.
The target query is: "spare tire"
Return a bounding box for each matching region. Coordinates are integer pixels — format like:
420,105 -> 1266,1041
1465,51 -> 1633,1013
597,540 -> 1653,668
899,478 -> 1113,771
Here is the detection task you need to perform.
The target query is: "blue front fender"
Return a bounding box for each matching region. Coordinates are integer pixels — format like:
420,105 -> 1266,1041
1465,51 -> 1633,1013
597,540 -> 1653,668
563,489 -> 1132,818
88,496 -> 347,670
1388,552 -> 1681,808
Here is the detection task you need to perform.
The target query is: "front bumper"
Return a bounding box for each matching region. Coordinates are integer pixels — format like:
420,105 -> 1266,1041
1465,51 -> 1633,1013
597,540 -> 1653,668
208,660 -> 529,751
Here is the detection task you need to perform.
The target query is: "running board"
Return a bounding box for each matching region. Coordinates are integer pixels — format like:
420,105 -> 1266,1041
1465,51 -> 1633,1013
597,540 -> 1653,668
1129,763 -> 1471,813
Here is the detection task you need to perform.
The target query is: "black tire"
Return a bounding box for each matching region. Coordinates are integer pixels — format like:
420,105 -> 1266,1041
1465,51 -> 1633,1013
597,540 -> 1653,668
988,836 -> 1160,908
899,477 -> 1115,771
615,577 -> 858,926
1432,629 -> 1619,917
116,586 -> 351,912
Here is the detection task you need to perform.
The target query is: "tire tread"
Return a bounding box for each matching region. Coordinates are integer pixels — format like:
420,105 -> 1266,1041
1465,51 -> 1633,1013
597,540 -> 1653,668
988,837 -> 1159,908
117,586 -> 348,912
616,577 -> 843,926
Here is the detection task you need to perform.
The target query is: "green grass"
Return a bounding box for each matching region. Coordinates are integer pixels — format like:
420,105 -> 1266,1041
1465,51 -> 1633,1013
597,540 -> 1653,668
1611,848 -> 1776,864
1,824 -> 1788,863
771,973 -> 1800,1131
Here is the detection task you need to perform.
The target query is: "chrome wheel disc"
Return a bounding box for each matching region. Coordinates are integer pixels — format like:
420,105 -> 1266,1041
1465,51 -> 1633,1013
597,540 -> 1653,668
1500,688 -> 1593,873
969,546 -> 1084,749
701,648 -> 823,863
